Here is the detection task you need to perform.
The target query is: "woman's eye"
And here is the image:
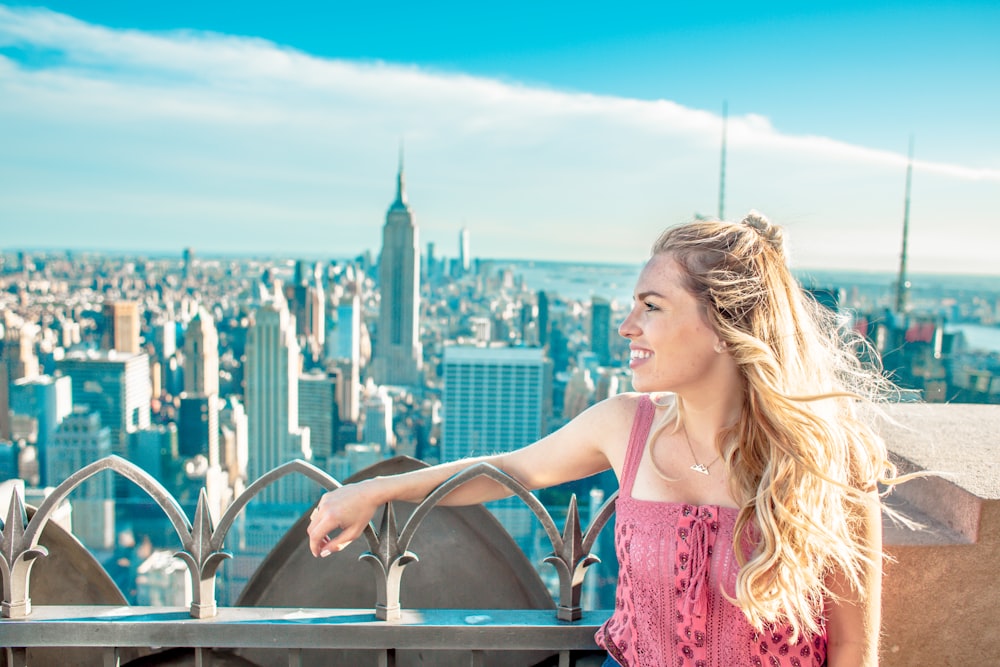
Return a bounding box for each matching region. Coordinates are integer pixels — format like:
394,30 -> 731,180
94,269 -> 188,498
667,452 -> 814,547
643,301 -> 658,312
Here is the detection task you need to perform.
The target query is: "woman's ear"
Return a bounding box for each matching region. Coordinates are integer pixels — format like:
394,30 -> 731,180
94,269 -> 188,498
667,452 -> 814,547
713,338 -> 728,354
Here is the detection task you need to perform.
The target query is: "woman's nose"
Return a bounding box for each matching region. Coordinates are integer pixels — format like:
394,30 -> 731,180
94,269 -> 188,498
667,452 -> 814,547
618,311 -> 638,338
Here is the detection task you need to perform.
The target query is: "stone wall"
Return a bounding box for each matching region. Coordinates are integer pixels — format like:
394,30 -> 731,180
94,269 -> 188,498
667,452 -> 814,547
881,403 -> 1000,666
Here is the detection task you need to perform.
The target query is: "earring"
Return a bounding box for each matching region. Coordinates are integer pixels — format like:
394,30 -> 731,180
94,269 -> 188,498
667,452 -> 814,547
714,341 -> 727,353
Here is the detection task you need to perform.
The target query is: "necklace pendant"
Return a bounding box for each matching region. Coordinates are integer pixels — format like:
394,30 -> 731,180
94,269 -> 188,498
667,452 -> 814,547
690,463 -> 710,475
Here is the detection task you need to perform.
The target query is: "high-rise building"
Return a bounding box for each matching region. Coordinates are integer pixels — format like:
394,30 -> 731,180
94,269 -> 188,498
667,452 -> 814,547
182,247 -> 195,280
330,295 -> 362,424
537,291 -> 550,349
55,350 -> 152,465
219,396 -> 249,490
244,288 -> 311,505
151,318 -> 177,362
0,442 -> 18,481
459,226 -> 471,275
2,321 -> 40,382
424,241 -> 436,283
287,260 -> 326,357
102,301 -> 141,355
9,374 -> 73,486
0,358 -> 10,442
332,295 -> 361,362
441,345 -> 550,550
130,424 -> 178,486
562,366 -> 595,421
590,297 -> 612,366
298,371 -> 339,468
441,346 -> 548,461
177,393 -> 220,466
1,319 -> 41,440
373,156 -> 422,387
49,409 -> 115,550
361,386 -> 393,449
183,309 -> 220,397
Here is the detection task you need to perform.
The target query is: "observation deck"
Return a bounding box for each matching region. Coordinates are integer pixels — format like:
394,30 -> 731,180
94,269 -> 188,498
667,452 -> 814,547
2,402 -> 998,666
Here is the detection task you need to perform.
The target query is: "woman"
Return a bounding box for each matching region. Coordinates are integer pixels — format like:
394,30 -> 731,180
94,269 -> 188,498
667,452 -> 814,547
307,213 -> 896,666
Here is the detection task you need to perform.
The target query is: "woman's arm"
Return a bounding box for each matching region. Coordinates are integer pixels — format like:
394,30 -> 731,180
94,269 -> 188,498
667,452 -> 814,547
306,392 -> 638,557
825,492 -> 883,666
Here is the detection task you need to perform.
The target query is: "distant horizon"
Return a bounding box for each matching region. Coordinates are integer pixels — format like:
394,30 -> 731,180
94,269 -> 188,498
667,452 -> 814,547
5,244 -> 1000,285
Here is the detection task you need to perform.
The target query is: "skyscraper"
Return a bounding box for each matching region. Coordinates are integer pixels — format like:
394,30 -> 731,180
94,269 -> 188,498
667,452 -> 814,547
361,386 -> 393,449
244,287 -> 311,505
536,291 -> 550,349
177,393 -> 220,466
1,319 -> 41,440
151,318 -> 177,363
0,351 -> 10,443
183,309 -> 220,397
458,227 -> 471,275
590,297 -> 612,366
441,346 -> 548,462
298,371 -> 339,468
2,321 -> 39,382
55,350 -> 152,466
10,374 -> 73,486
182,247 -> 195,280
562,366 -> 595,421
287,260 -> 325,353
441,345 -> 550,550
330,294 -> 361,424
102,301 -> 141,355
49,409 -> 114,549
373,155 -> 422,387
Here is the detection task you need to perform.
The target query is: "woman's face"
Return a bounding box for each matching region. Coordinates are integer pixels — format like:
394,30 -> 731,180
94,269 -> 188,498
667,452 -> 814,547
619,253 -> 728,395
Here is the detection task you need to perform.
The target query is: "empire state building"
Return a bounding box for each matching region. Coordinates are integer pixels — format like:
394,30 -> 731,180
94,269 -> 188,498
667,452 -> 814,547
373,156 -> 422,386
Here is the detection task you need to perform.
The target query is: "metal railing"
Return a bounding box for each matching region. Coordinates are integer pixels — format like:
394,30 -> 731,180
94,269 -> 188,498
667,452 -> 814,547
0,456 -> 617,666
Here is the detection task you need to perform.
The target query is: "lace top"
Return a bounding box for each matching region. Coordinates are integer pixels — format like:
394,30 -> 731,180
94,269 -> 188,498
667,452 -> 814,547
596,395 -> 827,666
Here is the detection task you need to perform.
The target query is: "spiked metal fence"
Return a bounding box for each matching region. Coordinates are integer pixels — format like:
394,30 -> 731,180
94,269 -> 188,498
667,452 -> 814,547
0,455 -> 617,666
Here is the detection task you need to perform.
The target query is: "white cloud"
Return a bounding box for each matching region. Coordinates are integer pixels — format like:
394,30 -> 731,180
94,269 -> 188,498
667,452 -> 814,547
0,5 -> 997,274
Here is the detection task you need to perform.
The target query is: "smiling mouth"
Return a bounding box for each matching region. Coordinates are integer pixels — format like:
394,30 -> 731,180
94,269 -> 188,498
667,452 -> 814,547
629,349 -> 651,361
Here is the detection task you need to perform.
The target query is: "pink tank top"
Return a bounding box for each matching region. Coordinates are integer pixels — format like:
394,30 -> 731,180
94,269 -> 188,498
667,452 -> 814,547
596,395 -> 827,666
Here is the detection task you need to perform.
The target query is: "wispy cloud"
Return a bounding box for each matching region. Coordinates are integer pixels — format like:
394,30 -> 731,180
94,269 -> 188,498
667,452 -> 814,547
0,5 -> 996,273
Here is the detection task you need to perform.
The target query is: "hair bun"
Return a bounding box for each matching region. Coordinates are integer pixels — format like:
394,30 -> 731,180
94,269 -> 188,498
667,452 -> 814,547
741,210 -> 784,253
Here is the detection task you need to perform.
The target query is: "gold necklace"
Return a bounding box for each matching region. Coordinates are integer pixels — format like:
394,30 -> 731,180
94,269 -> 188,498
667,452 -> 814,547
683,426 -> 721,475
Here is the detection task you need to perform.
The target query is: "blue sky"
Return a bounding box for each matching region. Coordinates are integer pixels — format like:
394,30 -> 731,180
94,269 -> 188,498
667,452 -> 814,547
0,1 -> 998,273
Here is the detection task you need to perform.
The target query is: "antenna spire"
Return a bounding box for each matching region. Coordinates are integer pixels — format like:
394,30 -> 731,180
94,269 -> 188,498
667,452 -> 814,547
895,136 -> 914,314
395,140 -> 407,206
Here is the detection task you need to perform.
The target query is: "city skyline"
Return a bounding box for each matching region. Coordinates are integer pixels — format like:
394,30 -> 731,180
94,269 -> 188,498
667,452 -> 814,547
1,2 -> 998,275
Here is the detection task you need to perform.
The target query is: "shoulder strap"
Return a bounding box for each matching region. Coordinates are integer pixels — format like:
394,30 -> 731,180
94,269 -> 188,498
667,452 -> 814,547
620,394 -> 656,496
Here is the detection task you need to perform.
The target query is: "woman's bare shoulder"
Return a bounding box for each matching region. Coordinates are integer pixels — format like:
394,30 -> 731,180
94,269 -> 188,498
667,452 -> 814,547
575,392 -> 651,432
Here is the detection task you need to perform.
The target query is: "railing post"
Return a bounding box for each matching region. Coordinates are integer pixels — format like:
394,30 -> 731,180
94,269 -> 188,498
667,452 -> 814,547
102,646 -> 120,667
546,495 -> 599,621
362,502 -> 417,622
4,647 -> 27,667
1,489 -> 48,619
377,648 -> 396,667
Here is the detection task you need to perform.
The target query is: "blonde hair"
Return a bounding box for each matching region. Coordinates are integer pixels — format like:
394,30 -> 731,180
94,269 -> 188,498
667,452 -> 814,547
652,212 -> 898,639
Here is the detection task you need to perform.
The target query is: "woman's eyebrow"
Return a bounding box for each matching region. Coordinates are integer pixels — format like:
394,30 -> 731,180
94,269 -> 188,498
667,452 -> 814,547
635,290 -> 666,301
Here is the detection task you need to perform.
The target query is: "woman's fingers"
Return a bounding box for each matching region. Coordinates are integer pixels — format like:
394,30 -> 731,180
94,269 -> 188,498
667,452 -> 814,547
306,487 -> 373,557
319,523 -> 365,557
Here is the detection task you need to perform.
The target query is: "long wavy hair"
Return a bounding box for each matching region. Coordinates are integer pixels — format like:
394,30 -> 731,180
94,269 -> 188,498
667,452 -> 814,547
652,212 -> 899,639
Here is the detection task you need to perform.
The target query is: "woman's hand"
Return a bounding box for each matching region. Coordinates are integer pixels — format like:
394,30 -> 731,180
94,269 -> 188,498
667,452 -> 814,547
306,479 -> 383,557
